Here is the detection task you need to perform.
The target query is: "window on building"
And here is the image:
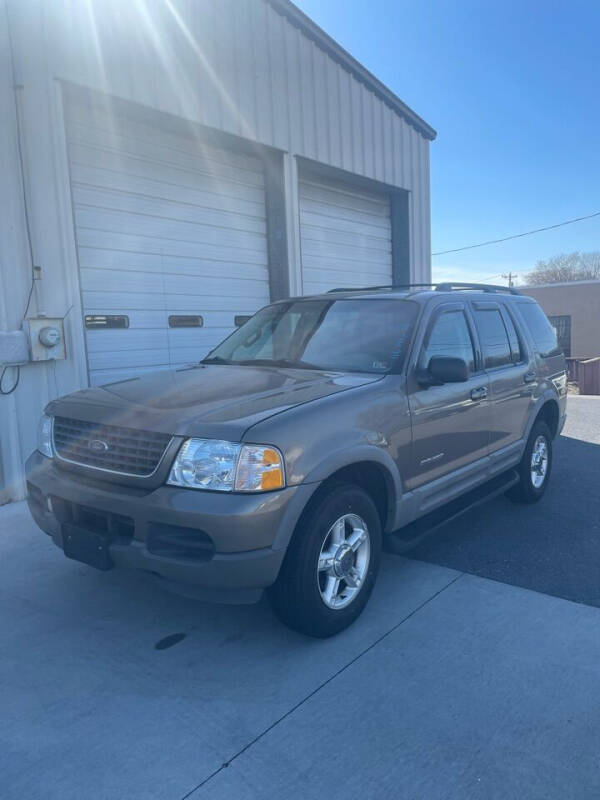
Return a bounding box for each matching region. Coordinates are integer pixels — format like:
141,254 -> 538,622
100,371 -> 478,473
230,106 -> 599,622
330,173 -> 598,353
474,309 -> 512,369
518,303 -> 561,357
548,315 -> 572,357
422,310 -> 475,371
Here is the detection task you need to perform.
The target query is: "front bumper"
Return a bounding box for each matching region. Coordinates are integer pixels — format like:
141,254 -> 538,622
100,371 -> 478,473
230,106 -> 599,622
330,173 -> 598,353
25,452 -> 317,602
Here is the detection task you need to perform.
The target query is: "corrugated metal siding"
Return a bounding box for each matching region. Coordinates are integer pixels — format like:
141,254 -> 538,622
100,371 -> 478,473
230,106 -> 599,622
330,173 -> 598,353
44,0 -> 431,279
2,0 -> 433,500
299,177 -> 392,295
65,98 -> 270,385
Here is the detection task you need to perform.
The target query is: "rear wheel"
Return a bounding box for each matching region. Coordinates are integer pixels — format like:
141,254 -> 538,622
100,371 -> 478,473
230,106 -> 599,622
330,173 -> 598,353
507,420 -> 553,503
268,483 -> 382,637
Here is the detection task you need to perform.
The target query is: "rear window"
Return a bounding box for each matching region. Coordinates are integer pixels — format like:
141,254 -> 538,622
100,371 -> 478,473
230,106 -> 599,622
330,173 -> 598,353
517,302 -> 561,357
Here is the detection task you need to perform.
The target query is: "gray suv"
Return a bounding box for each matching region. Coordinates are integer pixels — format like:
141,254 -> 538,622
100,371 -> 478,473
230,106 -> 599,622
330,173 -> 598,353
26,283 -> 567,637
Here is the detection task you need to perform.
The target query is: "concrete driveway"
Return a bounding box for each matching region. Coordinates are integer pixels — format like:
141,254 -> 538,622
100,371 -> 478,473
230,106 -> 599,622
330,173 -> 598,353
2,396 -> 600,799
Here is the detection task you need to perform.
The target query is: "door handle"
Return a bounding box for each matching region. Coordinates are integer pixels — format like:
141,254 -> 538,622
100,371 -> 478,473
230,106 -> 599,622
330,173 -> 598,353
524,371 -> 536,384
470,386 -> 488,401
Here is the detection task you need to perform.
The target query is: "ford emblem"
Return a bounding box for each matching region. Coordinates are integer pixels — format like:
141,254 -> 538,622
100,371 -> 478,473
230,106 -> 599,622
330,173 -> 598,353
88,439 -> 109,452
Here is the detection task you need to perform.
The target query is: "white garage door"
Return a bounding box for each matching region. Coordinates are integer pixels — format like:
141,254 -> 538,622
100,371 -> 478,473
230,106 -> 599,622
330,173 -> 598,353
299,176 -> 392,296
65,98 -> 270,385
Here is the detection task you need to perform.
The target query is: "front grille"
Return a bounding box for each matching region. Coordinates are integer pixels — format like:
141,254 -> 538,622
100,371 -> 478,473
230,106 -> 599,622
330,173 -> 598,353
53,416 -> 172,477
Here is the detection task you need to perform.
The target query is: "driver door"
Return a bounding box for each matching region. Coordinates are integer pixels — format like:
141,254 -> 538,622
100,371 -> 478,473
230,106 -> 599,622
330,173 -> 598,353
405,302 -> 490,491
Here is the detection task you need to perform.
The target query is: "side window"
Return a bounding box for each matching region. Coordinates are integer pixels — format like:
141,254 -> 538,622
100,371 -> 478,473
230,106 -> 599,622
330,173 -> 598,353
517,302 -> 560,357
474,309 -> 512,369
502,310 -> 523,363
548,315 -> 571,357
422,310 -> 475,371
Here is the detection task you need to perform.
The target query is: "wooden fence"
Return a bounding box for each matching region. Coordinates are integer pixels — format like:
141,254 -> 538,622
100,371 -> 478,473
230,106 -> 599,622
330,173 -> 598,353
566,357 -> 600,395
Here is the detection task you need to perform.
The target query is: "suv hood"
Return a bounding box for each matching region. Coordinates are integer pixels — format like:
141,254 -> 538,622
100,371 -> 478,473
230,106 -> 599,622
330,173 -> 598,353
47,364 -> 381,441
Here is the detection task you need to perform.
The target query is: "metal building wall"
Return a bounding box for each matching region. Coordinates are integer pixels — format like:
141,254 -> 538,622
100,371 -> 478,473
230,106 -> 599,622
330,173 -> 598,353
42,0 -> 433,281
0,0 -> 433,501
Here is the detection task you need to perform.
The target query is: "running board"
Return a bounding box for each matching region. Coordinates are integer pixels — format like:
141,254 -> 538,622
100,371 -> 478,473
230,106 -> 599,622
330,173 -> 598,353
386,469 -> 519,554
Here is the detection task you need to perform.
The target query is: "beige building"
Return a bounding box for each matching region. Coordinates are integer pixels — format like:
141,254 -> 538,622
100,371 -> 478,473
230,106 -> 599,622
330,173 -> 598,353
520,280 -> 600,358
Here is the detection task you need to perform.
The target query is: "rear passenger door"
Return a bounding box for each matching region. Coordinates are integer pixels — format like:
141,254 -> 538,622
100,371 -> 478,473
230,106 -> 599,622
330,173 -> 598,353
406,302 -> 490,490
470,301 -> 534,455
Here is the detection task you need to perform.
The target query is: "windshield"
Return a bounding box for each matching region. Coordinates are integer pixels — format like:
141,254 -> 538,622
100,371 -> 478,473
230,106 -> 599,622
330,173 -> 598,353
204,298 -> 418,374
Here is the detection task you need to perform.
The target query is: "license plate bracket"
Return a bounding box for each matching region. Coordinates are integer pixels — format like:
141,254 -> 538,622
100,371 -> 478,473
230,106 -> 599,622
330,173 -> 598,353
62,523 -> 114,571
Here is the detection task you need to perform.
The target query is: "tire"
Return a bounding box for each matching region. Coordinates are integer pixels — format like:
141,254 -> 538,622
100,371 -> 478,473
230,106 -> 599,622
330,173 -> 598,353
506,420 -> 553,504
268,483 -> 382,638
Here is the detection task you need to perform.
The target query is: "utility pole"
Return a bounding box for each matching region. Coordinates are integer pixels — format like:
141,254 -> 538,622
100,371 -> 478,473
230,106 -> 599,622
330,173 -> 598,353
502,272 -> 517,287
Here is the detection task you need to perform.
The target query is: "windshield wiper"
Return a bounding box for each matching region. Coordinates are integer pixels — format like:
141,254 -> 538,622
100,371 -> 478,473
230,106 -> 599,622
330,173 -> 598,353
201,356 -> 232,365
234,358 -> 323,370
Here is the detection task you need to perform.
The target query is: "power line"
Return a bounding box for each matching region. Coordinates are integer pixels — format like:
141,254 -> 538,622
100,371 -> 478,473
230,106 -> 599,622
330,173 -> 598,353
433,210 -> 600,257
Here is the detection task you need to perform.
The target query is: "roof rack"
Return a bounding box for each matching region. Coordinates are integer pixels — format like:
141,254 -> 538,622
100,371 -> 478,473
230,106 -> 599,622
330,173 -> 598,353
327,282 -> 520,295
434,282 -> 521,295
327,283 -> 433,293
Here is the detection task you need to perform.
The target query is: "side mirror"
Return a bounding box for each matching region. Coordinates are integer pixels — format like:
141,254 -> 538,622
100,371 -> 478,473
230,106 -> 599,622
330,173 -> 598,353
427,356 -> 470,384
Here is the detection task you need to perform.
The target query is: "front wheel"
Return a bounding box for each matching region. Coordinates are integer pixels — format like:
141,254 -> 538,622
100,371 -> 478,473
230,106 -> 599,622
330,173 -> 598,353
507,420 -> 553,503
268,483 -> 382,637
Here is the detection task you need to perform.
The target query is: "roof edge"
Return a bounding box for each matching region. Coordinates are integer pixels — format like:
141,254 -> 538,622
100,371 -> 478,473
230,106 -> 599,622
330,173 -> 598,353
520,279 -> 600,290
265,0 -> 437,141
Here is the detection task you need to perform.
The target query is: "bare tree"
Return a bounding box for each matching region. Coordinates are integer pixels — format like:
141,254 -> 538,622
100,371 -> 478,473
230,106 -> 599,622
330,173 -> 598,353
526,252 -> 600,285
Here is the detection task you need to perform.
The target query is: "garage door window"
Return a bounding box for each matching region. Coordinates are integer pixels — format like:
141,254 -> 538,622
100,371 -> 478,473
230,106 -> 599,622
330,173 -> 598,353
85,315 -> 129,329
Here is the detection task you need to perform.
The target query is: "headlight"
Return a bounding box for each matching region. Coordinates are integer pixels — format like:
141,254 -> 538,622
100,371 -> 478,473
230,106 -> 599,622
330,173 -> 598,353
37,414 -> 54,458
167,439 -> 285,492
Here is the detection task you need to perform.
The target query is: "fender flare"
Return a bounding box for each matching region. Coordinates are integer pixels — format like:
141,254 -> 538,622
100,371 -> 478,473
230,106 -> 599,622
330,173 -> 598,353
522,390 -> 560,443
291,444 -> 403,534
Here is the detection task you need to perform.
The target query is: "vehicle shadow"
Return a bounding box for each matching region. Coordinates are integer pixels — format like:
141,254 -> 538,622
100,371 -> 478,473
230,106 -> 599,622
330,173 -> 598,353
407,433 -> 600,607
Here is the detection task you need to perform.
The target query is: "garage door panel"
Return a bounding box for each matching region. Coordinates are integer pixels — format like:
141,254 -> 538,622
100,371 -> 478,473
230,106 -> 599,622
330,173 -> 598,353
80,268 -> 268,299
67,112 -> 265,176
77,247 -> 268,281
90,348 -> 172,372
303,275 -> 383,293
302,266 -> 389,286
299,224 -> 392,252
299,179 -> 390,217
76,230 -> 269,267
89,365 -> 168,386
166,344 -> 224,363
67,124 -> 266,189
82,292 -> 263,313
68,137 -> 264,195
299,252 -> 389,272
299,204 -> 391,234
299,176 -> 392,296
167,334 -> 229,361
69,147 -> 267,206
300,239 -> 391,264
67,99 -> 270,384
86,329 -> 168,353
71,164 -> 266,218
73,207 -> 268,254
72,186 -> 267,235
167,327 -> 229,347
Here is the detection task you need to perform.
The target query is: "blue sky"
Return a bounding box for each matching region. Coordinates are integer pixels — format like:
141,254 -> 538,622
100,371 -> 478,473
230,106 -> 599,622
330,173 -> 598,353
295,0 -> 600,284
